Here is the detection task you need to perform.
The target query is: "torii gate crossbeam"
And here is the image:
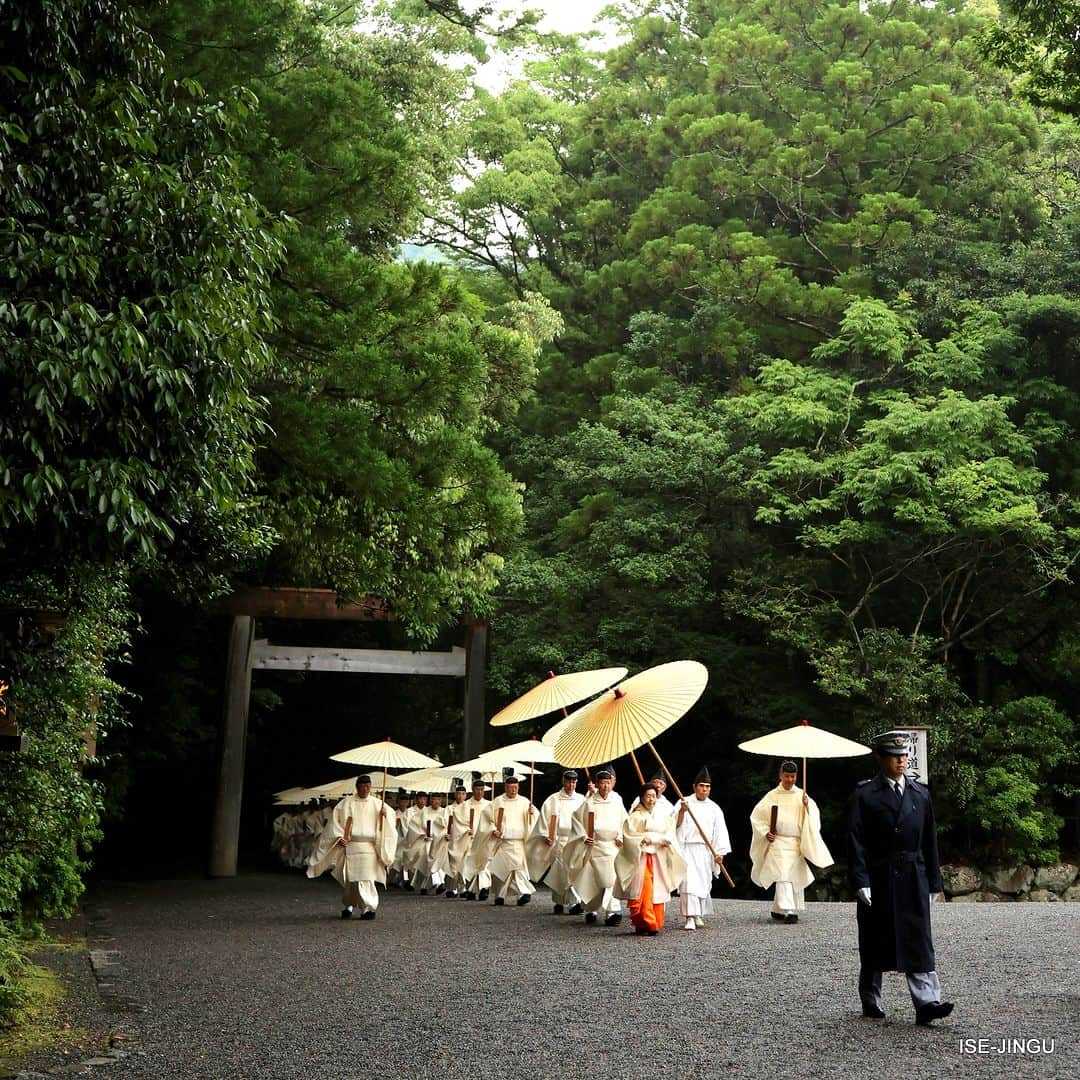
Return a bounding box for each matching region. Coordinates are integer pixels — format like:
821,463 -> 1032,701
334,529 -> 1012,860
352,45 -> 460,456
208,588 -> 487,877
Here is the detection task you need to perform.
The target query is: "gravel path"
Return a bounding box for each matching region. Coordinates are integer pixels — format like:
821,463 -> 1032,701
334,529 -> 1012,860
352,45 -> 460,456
86,873 -> 1077,1080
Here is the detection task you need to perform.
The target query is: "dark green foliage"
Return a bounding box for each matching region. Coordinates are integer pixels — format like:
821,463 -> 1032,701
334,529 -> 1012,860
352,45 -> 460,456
444,0 -> 1080,864
0,568 -> 129,920
0,0 -> 283,577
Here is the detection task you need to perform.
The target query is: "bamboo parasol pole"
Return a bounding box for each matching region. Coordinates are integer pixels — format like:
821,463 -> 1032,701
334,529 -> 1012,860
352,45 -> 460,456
646,739 -> 734,888
629,749 -> 645,785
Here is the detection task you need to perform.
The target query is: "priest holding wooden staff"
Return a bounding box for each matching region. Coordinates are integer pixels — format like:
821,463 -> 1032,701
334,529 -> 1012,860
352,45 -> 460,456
563,765 -> 627,926
462,777 -> 492,901
527,769 -> 586,914
435,783 -> 472,897
306,775 -> 396,920
471,769 -> 536,906
749,760 -> 833,923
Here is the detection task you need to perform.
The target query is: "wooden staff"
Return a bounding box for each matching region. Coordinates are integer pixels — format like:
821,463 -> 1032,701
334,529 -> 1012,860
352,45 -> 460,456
581,809 -> 595,868
769,805 -> 778,836
547,814 -> 557,844
647,739 -> 735,888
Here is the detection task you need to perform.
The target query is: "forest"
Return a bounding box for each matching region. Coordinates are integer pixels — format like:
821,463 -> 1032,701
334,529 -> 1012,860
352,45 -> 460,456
2,0 -> 1079,1002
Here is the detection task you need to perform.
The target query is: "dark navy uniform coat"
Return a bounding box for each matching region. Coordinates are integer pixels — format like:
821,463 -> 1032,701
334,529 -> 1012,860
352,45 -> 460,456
848,774 -> 943,973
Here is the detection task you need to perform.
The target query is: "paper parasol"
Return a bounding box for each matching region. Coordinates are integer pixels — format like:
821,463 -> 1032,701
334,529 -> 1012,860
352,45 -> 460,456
553,660 -> 732,886
489,667 -> 628,727
553,660 -> 709,767
329,737 -> 442,769
477,736 -> 559,806
737,719 -> 870,799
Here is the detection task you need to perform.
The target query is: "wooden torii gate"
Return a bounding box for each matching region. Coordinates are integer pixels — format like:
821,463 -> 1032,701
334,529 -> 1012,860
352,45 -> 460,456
209,587 -> 488,877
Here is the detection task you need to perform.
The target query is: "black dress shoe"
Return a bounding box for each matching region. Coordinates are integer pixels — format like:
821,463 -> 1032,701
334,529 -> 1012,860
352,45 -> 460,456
462,891 -> 475,901
646,929 -> 658,936
771,912 -> 785,922
916,1001 -> 954,1026
861,1003 -> 885,1019
585,912 -> 598,924
568,903 -> 584,915
494,897 -> 505,906
435,884 -> 446,894
419,888 -> 428,896
445,890 -> 458,898
478,888 -> 489,901
340,907 -> 353,919
403,884 -> 415,892
360,910 -> 376,920
516,894 -> 531,906
604,913 -> 622,927
635,926 -> 647,935
784,913 -> 798,924
553,904 -> 564,915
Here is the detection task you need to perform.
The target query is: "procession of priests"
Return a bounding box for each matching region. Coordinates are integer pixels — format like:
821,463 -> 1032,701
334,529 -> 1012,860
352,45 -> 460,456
295,728 -> 954,1025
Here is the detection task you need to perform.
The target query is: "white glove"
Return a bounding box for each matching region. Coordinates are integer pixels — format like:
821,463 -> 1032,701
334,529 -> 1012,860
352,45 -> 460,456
857,887 -> 872,906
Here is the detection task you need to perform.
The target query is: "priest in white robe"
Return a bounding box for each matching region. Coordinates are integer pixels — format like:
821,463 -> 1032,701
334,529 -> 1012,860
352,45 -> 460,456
462,778 -> 492,901
563,766 -> 627,926
526,769 -> 586,914
750,760 -> 833,923
615,783 -> 686,935
674,767 -> 731,931
307,775 -> 396,919
470,771 -> 536,905
434,784 -> 472,896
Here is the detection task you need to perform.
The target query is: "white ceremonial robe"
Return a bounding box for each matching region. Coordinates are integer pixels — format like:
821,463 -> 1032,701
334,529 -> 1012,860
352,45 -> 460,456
614,808 -> 686,903
674,796 -> 731,918
563,791 -> 627,916
405,806 -> 447,890
306,795 -> 396,913
526,789 -> 586,906
434,799 -> 474,890
471,794 -> 536,899
749,784 -> 833,914
462,797 -> 493,892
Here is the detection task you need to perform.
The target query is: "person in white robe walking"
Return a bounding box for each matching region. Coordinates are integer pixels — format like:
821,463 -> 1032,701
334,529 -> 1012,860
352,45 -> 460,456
307,775 -> 396,919
674,767 -> 731,931
526,769 -> 586,914
563,766 -> 627,926
749,760 -> 833,923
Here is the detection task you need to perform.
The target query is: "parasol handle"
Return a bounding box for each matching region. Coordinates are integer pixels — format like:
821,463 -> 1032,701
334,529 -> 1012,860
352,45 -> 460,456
629,749 -> 645,785
647,740 -> 735,889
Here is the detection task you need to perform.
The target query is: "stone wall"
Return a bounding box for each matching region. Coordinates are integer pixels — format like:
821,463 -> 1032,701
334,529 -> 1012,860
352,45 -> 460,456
942,862 -> 1080,902
801,862 -> 1080,901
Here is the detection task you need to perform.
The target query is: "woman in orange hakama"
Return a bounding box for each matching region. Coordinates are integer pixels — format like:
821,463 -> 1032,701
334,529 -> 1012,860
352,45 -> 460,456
615,784 -> 686,936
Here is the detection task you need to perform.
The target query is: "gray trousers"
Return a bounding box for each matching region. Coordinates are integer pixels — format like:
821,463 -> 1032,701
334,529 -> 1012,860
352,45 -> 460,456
860,967 -> 941,1009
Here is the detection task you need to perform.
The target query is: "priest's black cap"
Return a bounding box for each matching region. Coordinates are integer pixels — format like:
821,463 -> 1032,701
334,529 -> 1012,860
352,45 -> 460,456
562,769 -> 578,781
471,778 -> 486,789
453,783 -> 466,793
649,769 -> 665,783
871,731 -> 911,756
693,766 -> 711,784
502,767 -> 519,782
780,760 -> 798,773
356,774 -> 372,785
594,766 -> 614,781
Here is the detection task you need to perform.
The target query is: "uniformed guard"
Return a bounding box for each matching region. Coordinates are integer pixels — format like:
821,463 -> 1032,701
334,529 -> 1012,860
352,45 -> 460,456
848,730 -> 954,1024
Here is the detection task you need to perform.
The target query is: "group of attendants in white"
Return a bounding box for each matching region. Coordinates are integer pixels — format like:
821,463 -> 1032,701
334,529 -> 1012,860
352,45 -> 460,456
300,760 -> 832,936
271,802 -> 333,869
296,730 -> 955,1025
